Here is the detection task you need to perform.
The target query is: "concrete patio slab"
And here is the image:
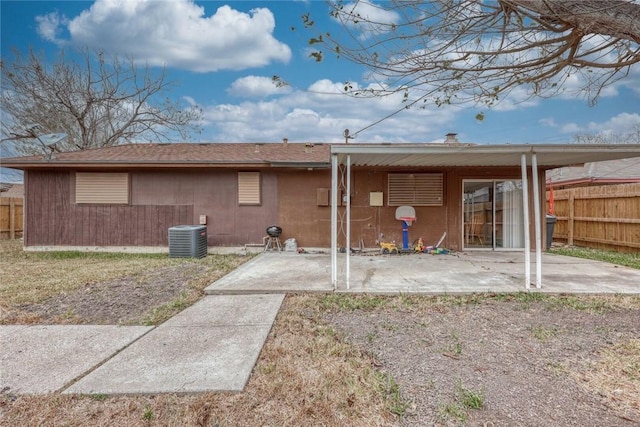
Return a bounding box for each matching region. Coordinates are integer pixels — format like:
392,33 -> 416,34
0,325 -> 29,339
0,325 -> 152,394
64,294 -> 284,395
206,253 -> 334,294
205,251 -> 640,294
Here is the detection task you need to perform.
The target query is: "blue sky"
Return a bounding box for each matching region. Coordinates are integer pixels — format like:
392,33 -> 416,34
1,0 -> 640,151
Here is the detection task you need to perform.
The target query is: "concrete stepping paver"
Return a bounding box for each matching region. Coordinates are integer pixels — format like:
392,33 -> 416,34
0,325 -> 152,394
64,294 -> 284,395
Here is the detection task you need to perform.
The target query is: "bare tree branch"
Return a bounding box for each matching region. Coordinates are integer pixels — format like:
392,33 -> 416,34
573,125 -> 640,144
1,48 -> 203,155
306,0 -> 640,110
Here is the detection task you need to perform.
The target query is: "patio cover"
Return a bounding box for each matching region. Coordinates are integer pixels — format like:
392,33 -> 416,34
330,143 -> 640,290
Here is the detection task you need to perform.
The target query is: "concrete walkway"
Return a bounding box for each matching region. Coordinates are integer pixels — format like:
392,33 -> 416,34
1,294 -> 284,395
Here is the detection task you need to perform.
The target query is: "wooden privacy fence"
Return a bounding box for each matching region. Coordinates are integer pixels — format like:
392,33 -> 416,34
548,183 -> 640,253
0,197 -> 23,240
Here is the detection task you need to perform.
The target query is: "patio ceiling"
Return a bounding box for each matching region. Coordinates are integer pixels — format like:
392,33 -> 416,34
331,144 -> 640,168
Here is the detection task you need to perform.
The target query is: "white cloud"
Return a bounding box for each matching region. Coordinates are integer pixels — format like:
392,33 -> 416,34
538,118 -> 557,128
199,77 -> 457,143
586,112 -> 640,133
560,122 -> 582,134
35,12 -> 68,42
228,76 -> 292,98
340,1 -> 400,26
556,112 -> 640,135
37,0 -> 291,72
332,1 -> 401,39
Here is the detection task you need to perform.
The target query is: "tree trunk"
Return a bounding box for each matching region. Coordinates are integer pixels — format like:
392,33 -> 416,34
512,0 -> 640,42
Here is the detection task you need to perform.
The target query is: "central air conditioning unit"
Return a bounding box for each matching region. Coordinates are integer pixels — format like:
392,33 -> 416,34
168,225 -> 207,258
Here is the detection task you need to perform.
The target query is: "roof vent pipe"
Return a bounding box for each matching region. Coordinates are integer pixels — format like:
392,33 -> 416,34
445,133 -> 459,143
283,138 -> 288,146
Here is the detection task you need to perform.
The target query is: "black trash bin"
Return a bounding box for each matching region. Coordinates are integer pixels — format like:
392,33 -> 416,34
546,215 -> 557,249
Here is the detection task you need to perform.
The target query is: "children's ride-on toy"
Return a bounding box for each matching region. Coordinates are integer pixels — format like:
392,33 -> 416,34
379,241 -> 399,254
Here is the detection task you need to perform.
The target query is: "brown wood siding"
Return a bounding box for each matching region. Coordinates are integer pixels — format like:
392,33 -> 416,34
350,169 -> 449,249
131,170 -> 278,246
274,166 -> 539,251
25,171 -> 192,247
24,166 -> 545,250
276,170 -> 332,247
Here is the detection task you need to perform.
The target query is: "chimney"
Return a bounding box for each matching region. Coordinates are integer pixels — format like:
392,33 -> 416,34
445,133 -> 459,144
282,137 -> 288,146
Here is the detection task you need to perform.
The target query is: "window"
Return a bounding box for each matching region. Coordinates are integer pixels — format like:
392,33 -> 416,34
76,172 -> 129,204
238,172 -> 260,205
463,180 -> 524,250
388,173 -> 443,206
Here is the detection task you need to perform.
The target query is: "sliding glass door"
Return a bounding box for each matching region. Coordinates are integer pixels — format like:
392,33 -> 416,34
463,180 -> 524,250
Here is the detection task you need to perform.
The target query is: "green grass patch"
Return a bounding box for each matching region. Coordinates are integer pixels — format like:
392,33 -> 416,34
438,381 -> 485,423
530,325 -> 560,342
457,382 -> 485,410
438,401 -> 467,423
543,295 -> 611,313
550,247 -> 640,270
321,294 -> 389,311
141,290 -> 194,326
375,372 -> 410,417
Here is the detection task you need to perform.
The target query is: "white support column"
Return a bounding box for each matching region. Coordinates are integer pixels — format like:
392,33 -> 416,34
531,153 -> 543,289
331,153 -> 338,290
521,154 -> 531,289
346,155 -> 351,290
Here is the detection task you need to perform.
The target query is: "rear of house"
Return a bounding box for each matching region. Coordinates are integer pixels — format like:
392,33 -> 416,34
4,141 -> 640,252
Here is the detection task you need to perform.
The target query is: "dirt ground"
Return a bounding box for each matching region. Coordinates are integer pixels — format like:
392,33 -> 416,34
7,263 -> 209,324
323,296 -> 640,426
2,255 -> 639,426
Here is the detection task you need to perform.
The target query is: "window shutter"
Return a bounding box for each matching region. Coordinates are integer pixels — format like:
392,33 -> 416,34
388,173 -> 443,206
76,173 -> 129,204
238,172 -> 261,205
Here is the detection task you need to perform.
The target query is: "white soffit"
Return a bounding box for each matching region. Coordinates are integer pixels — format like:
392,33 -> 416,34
331,144 -> 640,168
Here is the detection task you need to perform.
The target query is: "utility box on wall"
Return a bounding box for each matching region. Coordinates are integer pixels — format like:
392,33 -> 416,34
370,192 -> 384,206
317,188 -> 329,206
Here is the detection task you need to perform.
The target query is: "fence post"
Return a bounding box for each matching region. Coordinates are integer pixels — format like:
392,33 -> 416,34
568,193 -> 574,246
10,199 -> 15,240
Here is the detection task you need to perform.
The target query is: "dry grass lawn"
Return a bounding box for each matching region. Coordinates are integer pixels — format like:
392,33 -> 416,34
1,240 -> 639,425
0,240 -> 175,306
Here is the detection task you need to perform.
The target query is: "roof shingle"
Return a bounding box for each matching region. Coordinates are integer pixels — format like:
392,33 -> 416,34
1,142 -> 331,167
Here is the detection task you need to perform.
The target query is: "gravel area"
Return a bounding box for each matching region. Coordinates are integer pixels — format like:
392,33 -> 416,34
324,298 -> 640,426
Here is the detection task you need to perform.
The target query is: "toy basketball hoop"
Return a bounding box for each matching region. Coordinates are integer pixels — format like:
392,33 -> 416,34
395,206 -> 416,226
395,206 -> 416,250
398,217 -> 414,226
